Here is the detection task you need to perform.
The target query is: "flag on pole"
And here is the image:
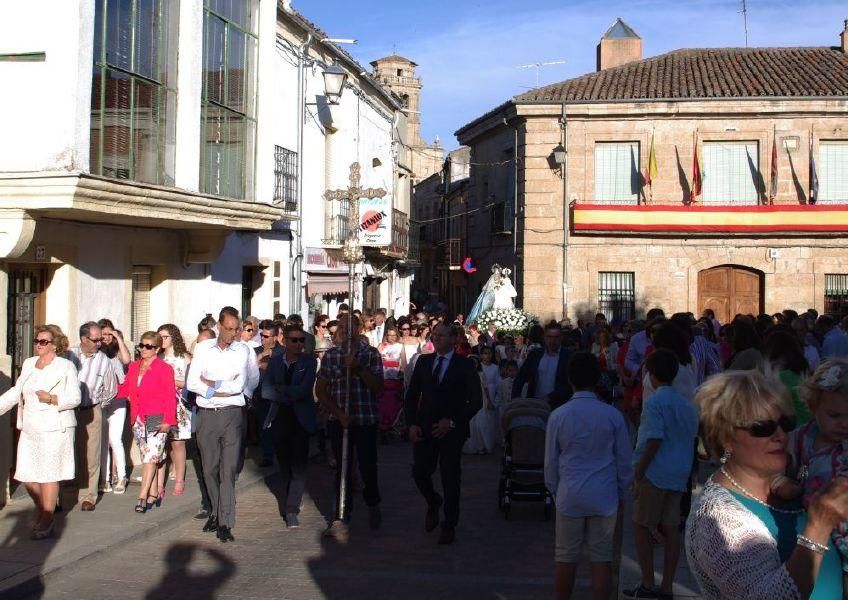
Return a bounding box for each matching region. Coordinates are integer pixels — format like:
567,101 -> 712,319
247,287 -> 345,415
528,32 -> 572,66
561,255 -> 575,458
809,131 -> 818,205
690,131 -> 702,204
646,132 -> 658,188
768,130 -> 778,205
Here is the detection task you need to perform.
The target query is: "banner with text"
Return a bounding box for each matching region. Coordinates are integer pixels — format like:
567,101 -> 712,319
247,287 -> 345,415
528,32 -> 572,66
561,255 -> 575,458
359,196 -> 391,247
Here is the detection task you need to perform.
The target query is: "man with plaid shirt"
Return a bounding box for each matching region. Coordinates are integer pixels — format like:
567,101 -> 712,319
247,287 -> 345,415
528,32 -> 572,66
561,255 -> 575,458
316,316 -> 384,534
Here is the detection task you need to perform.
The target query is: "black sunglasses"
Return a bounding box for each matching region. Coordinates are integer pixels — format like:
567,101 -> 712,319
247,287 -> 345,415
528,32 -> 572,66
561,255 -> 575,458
260,333 -> 274,339
737,415 -> 796,438
287,337 -> 306,343
137,343 -> 158,350
33,338 -> 53,346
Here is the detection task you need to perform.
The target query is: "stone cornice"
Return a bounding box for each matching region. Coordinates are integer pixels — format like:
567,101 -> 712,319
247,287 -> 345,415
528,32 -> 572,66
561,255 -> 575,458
0,172 -> 287,230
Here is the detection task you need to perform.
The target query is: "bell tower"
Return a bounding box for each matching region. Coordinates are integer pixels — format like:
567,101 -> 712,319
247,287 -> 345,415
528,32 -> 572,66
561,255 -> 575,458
371,55 -> 423,146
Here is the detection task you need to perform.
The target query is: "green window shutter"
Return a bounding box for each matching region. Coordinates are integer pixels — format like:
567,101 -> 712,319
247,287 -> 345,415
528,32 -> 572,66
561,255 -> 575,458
702,142 -> 759,205
819,142 -> 848,204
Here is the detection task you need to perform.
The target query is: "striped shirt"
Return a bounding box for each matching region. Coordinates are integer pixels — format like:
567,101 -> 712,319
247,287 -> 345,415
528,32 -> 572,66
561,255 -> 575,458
68,347 -> 118,407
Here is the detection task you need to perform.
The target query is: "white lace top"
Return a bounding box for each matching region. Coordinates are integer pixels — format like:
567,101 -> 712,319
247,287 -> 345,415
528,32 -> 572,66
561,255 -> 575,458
685,479 -> 800,599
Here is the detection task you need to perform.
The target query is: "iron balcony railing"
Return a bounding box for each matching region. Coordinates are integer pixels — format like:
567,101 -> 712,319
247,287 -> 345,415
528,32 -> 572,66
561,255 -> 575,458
322,198 -> 350,246
438,238 -> 464,269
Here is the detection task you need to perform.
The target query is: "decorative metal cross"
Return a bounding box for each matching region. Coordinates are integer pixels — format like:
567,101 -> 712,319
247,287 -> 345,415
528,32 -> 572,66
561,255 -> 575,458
323,162 -> 387,261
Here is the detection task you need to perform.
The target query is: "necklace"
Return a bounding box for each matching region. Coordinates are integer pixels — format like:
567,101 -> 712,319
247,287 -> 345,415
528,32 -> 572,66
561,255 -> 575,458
718,466 -> 804,515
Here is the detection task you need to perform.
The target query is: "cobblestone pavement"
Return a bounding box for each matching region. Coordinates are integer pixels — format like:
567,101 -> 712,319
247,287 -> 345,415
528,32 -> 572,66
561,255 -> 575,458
27,443 -> 566,600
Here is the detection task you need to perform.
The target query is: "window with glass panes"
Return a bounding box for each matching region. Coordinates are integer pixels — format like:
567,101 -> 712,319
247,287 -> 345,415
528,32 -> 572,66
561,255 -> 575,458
90,0 -> 178,185
818,142 -> 848,204
702,142 -> 760,205
200,0 -> 258,200
594,142 -> 640,204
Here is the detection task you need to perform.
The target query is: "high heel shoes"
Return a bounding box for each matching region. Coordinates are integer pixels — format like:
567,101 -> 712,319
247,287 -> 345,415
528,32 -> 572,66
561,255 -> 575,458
135,498 -> 147,514
30,519 -> 55,540
145,495 -> 160,511
173,480 -> 185,496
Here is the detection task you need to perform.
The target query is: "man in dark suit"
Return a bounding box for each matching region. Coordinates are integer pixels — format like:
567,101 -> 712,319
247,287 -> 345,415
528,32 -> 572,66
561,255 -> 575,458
512,320 -> 573,408
253,319 -> 284,467
405,322 -> 482,545
265,324 -> 318,529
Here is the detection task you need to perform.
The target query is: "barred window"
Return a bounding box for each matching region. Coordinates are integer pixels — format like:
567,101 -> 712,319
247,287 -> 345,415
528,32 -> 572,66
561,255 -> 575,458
598,272 -> 635,322
273,146 -> 297,211
824,274 -> 848,316
594,142 -> 640,204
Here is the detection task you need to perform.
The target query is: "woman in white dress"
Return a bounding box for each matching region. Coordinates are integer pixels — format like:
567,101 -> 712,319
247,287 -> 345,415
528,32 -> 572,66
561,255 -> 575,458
157,324 -> 191,496
0,325 -> 81,539
464,352 -> 497,454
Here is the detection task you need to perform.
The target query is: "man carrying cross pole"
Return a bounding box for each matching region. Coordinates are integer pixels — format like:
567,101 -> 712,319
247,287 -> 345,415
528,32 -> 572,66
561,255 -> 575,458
316,309 -> 384,538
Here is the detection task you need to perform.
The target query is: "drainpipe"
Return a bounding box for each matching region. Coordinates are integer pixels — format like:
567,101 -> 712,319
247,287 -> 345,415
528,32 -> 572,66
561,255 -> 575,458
503,118 -> 520,302
291,33 -> 312,315
560,102 -> 569,319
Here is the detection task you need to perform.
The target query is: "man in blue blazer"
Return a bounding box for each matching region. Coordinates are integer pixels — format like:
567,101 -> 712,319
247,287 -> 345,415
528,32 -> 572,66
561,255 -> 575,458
405,323 -> 482,545
265,324 -> 318,528
512,320 -> 573,408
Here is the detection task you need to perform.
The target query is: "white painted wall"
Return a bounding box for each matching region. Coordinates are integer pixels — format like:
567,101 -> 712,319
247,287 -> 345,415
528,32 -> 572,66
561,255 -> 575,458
0,0 -> 94,172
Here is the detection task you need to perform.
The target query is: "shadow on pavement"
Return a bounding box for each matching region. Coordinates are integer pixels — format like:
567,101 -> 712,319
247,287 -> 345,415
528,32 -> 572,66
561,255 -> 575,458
144,543 -> 235,600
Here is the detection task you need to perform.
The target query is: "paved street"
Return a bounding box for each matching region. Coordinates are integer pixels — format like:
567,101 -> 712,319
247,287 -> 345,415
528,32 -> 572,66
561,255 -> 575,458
5,443 -> 559,600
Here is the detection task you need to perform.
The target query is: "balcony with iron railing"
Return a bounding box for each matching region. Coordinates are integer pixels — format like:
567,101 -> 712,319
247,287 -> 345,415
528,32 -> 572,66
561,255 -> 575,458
322,198 -> 351,247
381,209 -> 409,258
438,238 -> 465,270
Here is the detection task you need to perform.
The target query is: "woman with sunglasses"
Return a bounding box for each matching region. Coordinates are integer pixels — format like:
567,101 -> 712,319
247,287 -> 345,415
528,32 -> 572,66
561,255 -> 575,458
0,326 -> 80,539
118,332 -> 177,513
686,370 -> 848,599
417,323 -> 434,354
157,324 -> 191,497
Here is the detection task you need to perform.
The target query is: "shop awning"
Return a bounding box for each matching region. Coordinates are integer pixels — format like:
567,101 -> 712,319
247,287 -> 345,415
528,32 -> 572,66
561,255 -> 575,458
306,274 -> 349,296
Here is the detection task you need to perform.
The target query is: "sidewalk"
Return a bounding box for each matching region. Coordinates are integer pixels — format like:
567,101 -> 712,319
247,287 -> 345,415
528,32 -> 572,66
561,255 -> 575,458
0,447 -> 273,599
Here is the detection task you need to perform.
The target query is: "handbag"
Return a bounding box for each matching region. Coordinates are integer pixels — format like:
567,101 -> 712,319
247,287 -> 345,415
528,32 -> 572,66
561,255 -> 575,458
145,413 -> 164,434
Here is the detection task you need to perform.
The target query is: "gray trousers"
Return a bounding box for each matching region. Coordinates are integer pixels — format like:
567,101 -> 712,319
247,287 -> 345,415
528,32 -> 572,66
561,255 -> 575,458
196,406 -> 244,528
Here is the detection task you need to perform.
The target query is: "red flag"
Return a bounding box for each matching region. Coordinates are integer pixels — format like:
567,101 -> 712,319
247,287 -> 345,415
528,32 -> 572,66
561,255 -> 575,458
690,133 -> 702,204
769,133 -> 778,204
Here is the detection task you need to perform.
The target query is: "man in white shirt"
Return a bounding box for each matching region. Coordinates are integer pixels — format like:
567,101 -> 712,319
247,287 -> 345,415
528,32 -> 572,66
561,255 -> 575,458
369,308 -> 387,347
188,306 -> 260,543
68,322 -> 117,511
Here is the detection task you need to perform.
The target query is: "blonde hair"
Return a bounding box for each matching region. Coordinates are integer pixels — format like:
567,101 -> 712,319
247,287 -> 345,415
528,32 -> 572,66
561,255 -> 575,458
41,324 -> 69,353
800,358 -> 848,411
697,369 -> 792,455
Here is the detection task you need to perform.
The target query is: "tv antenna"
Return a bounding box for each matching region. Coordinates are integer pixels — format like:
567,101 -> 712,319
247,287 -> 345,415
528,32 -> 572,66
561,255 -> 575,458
515,60 -> 566,88
739,0 -> 749,47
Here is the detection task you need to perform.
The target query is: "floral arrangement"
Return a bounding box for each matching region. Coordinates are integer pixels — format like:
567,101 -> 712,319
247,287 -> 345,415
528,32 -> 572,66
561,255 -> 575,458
476,307 -> 538,336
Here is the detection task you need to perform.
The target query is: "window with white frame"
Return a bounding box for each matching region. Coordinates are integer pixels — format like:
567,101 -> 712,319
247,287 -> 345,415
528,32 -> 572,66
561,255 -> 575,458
594,142 -> 640,204
818,141 -> 848,204
702,141 -> 760,205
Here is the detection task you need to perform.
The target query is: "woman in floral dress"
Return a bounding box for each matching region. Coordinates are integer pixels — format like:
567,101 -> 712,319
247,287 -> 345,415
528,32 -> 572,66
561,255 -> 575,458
157,324 -> 191,496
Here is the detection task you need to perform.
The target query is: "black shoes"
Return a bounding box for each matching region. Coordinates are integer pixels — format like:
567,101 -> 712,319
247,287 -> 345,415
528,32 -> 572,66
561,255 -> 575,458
202,516 -> 218,533
425,495 -> 442,532
217,525 -> 234,543
437,526 -> 456,545
193,509 -> 210,521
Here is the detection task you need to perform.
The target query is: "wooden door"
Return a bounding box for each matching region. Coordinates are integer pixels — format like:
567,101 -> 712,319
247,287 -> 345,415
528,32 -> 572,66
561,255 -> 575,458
698,266 -> 763,323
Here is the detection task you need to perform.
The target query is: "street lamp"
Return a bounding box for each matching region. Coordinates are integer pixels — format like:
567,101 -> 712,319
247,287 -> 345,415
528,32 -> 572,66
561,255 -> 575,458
323,62 -> 348,105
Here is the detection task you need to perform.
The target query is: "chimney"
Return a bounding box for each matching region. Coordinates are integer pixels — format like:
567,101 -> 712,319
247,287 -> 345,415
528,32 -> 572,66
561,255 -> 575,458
842,19 -> 848,53
596,18 -> 642,71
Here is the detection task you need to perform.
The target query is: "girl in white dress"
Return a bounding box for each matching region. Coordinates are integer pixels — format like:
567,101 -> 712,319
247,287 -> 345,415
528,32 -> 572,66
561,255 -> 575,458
464,354 -> 496,454
0,326 -> 80,539
157,324 -> 191,496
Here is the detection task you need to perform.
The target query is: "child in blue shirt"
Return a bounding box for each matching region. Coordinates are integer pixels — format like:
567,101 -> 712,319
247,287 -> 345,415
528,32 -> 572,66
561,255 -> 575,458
625,349 -> 700,600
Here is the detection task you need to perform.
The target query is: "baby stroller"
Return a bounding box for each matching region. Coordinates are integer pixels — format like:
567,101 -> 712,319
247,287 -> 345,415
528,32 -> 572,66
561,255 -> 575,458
498,398 -> 553,520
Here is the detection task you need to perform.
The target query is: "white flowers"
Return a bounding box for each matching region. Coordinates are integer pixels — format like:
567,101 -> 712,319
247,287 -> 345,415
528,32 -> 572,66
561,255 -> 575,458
477,308 -> 537,334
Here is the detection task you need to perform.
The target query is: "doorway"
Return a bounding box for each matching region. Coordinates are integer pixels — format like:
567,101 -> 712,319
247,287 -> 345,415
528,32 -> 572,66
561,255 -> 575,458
7,268 -> 47,380
698,265 -> 763,323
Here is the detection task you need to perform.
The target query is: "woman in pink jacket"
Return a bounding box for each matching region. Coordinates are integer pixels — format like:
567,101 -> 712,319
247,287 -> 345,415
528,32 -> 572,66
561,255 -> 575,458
117,331 -> 176,514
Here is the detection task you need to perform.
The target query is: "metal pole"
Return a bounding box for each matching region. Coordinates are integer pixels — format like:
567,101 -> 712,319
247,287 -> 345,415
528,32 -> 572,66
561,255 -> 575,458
292,34 -> 312,315
336,258 -> 354,522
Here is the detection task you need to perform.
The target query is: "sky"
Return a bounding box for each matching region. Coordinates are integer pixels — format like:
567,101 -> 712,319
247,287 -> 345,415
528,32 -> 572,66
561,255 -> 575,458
296,0 -> 846,150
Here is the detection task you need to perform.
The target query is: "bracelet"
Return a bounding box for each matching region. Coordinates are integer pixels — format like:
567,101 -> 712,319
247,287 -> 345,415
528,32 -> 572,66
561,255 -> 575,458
796,534 -> 829,555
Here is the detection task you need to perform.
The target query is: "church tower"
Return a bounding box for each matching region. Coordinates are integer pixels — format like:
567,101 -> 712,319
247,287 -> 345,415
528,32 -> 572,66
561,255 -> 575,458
370,55 -> 424,146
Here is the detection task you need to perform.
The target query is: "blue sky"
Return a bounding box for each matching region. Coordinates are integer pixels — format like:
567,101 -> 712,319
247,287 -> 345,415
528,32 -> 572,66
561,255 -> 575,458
296,0 -> 846,149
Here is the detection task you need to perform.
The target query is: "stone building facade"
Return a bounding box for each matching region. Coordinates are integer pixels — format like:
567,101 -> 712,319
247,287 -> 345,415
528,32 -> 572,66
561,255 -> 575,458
455,18 -> 848,324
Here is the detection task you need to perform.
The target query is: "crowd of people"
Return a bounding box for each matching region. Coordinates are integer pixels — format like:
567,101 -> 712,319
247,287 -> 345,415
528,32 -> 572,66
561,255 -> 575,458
5,299 -> 848,598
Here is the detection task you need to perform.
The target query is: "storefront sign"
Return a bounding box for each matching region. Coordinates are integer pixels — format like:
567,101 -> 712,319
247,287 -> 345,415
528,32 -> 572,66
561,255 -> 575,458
359,196 -> 391,247
304,247 -> 346,273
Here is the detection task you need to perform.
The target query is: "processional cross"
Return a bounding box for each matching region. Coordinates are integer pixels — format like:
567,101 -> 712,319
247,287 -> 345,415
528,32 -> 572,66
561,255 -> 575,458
321,162 -> 386,534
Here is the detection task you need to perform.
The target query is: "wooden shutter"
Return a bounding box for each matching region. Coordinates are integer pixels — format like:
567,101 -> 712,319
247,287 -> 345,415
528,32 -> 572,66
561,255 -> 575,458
819,142 -> 848,204
131,266 -> 151,343
702,142 -> 759,205
594,142 -> 640,204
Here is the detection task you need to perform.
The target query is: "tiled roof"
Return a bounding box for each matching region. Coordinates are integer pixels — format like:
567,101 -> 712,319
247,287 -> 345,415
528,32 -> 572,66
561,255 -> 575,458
370,54 -> 418,67
514,46 -> 848,103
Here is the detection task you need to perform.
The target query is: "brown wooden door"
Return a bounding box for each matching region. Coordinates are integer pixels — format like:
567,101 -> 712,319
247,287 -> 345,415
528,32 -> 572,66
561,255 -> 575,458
698,266 -> 763,323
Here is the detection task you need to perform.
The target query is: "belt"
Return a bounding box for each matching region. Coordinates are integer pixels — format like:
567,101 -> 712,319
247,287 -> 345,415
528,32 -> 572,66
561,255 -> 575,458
196,404 -> 242,412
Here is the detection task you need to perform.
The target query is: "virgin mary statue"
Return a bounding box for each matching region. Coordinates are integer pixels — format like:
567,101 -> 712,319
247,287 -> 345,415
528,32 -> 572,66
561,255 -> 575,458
467,265 -> 516,325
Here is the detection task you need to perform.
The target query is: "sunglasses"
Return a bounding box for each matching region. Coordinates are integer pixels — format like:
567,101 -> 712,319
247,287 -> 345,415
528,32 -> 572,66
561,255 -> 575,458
260,333 -> 274,339
33,338 -> 53,346
287,337 -> 306,343
401,327 -> 410,331
737,415 -> 796,437
86,337 -> 104,343
137,343 -> 158,350
244,328 -> 254,333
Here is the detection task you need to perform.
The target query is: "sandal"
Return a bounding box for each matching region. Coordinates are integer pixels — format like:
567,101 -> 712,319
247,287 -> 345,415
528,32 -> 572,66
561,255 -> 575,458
135,498 -> 147,514
173,480 -> 185,496
145,495 -> 160,511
